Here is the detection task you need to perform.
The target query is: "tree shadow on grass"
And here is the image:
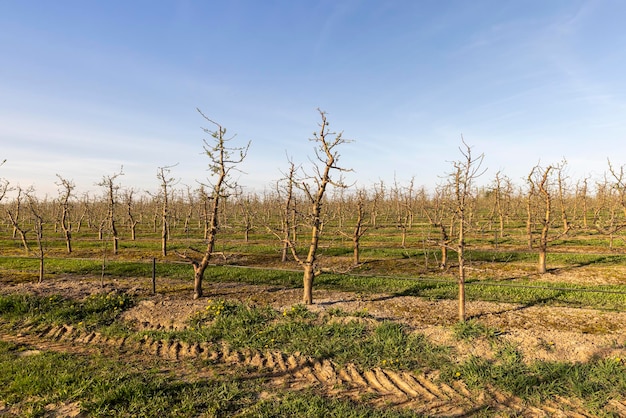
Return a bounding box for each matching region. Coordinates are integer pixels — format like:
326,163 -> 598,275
468,290 -> 566,320
394,281 -> 457,299
369,278 -> 571,321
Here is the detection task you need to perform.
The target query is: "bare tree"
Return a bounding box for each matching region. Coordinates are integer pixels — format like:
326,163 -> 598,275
556,161 -> 572,233
592,174 -> 625,249
526,160 -> 568,274
275,158 -> 298,262
448,139 -> 485,322
607,159 -> 626,218
489,171 -> 512,241
97,168 -> 124,255
424,183 -> 455,269
183,185 -> 195,238
6,186 -> 30,252
284,109 -> 353,305
370,180 -> 385,228
156,164 -> 179,256
392,177 -> 415,247
528,164 -> 552,273
339,189 -> 368,266
235,188 -> 257,243
55,175 -> 75,253
25,189 -> 45,282
178,109 -> 250,299
592,160 -> 626,249
574,177 -> 590,229
402,177 -> 416,230
123,189 -> 140,240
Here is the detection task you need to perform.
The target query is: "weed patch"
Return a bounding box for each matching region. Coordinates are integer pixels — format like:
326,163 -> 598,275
0,292 -> 134,330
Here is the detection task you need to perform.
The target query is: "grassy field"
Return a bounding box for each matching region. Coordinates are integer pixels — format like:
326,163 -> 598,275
2,220 -> 626,416
1,292 -> 625,417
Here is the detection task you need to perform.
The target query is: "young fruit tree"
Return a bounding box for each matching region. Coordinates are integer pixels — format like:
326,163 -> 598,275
424,183 -> 455,270
338,189 -> 368,266
178,109 -> 250,299
607,159 -> 626,218
277,159 -> 298,262
25,189 -> 46,283
448,139 -> 485,322
285,109 -> 353,305
97,168 -> 124,255
55,175 -> 75,253
155,164 -> 179,256
593,160 -> 626,249
489,171 -> 513,242
123,189 -> 140,240
6,186 -> 30,253
526,160 -> 568,274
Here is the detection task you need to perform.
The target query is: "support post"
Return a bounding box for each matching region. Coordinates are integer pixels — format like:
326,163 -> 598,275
152,258 -> 156,295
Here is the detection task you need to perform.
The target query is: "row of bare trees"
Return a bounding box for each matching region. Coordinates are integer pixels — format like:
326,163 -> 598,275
3,162 -> 626,252
3,115 -> 626,319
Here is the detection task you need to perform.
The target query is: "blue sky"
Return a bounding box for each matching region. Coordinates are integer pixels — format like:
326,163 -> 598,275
1,0 -> 626,198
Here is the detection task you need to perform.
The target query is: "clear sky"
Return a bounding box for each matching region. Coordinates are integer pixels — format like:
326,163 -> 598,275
1,1 -> 626,198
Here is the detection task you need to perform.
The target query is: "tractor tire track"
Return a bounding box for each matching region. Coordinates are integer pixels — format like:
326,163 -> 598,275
0,324 -> 608,417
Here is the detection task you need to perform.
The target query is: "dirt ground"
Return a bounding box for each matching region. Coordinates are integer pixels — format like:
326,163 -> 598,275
4,274 -> 626,365
4,274 -> 626,416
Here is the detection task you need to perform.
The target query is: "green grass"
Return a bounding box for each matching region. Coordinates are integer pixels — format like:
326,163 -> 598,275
0,292 -> 134,331
141,299 -> 450,372
0,340 -> 257,418
0,339 -> 425,418
238,390 -> 423,417
454,344 -> 626,413
397,279 -> 626,311
3,254 -> 626,311
2,293 -> 626,415
453,319 -> 503,341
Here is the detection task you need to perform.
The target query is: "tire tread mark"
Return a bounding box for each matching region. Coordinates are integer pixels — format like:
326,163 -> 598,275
373,368 -> 407,396
383,370 -> 421,398
2,326 -> 600,417
286,355 -> 300,371
607,399 -> 626,416
345,364 -> 369,388
438,382 -> 469,402
362,369 -> 389,394
414,375 -> 448,400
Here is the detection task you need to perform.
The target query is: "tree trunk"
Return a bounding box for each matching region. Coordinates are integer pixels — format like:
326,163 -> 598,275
38,253 -> 44,283
303,264 -> 314,305
162,217 -> 168,257
281,238 -> 289,262
64,231 -> 72,253
20,230 -> 29,253
111,216 -> 119,255
458,258 -> 466,322
61,210 -> 72,254
281,234 -> 289,262
193,264 -> 206,299
458,218 -> 466,322
538,248 -> 547,274
302,218 -> 320,305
